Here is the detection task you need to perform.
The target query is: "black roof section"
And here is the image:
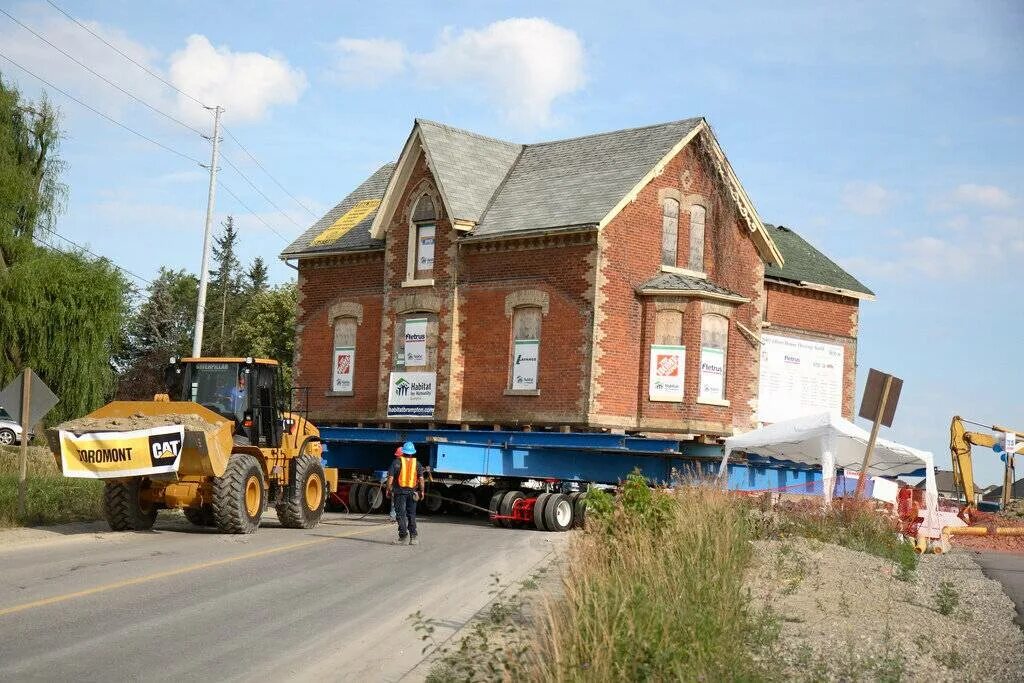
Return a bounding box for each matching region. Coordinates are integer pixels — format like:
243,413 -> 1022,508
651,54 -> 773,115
763,224 -> 873,297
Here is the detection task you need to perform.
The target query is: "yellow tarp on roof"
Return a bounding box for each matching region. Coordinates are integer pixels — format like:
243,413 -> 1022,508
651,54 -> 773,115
309,199 -> 381,246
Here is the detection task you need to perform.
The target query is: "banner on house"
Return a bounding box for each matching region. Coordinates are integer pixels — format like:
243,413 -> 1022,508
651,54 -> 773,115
403,318 -> 428,366
59,425 -> 185,478
332,347 -> 354,392
511,340 -> 539,390
649,345 -> 685,402
387,372 -> 436,418
699,347 -> 725,400
758,334 -> 844,423
417,225 -> 435,271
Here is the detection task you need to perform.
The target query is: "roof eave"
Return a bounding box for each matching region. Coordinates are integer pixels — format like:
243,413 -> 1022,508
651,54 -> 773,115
461,223 -> 597,243
637,288 -> 750,304
765,276 -> 876,301
280,246 -> 385,261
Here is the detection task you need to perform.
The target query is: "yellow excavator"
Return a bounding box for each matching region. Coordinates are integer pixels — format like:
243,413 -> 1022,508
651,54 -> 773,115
950,415 -> 1024,515
48,357 -> 337,534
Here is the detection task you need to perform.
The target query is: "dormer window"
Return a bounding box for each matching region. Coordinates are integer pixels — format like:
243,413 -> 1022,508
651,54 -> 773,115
407,194 -> 437,284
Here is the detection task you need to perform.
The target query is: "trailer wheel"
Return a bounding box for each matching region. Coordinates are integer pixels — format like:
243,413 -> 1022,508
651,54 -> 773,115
489,491 -> 506,527
571,492 -> 587,529
212,453 -> 265,534
475,485 -> 496,514
449,485 -> 476,515
183,505 -> 214,527
347,483 -> 364,513
544,493 -> 574,532
422,484 -> 446,514
499,491 -> 525,528
103,478 -> 158,531
533,492 -> 552,531
366,484 -> 385,513
276,454 -> 327,529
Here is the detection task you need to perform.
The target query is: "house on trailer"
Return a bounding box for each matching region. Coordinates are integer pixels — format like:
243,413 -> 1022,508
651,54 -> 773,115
280,117 -> 873,437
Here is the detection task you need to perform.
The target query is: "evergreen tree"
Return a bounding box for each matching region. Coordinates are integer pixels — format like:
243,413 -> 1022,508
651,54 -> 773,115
247,256 -> 269,294
205,216 -> 243,355
233,282 -> 297,385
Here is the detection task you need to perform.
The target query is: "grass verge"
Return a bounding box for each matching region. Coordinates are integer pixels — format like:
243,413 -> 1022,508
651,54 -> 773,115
0,446 -> 103,528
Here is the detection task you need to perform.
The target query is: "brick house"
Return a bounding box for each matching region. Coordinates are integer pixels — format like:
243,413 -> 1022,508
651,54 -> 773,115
280,117 -> 873,436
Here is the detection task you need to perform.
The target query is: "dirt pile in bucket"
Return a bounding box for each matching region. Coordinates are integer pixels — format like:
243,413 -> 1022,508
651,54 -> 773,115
57,412 -> 223,435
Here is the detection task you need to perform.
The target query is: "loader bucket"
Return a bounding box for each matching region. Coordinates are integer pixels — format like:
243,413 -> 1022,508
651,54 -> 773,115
48,401 -> 235,478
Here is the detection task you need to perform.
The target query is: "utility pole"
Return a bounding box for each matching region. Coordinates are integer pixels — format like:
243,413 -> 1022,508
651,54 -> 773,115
192,105 -> 222,357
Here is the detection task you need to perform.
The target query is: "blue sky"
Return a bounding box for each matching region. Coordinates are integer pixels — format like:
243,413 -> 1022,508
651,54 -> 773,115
2,1 -> 1021,483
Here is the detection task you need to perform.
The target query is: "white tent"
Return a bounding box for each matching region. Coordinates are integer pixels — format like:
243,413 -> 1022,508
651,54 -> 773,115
718,412 -> 938,521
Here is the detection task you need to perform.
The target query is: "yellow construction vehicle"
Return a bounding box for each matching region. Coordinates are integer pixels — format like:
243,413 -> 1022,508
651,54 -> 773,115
48,357 -> 337,534
950,415 -> 1024,514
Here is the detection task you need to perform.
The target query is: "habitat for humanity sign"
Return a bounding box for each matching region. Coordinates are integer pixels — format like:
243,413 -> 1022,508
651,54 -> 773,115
403,318 -> 428,366
649,345 -> 685,402
387,372 -> 436,418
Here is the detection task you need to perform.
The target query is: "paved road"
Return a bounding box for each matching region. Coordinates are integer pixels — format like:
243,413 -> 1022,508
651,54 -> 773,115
0,511 -> 564,681
974,551 -> 1024,626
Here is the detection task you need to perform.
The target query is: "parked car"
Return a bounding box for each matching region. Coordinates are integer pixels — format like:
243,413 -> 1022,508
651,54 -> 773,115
0,407 -> 32,446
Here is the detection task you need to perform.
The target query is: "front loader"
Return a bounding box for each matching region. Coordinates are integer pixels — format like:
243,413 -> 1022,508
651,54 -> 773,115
47,357 -> 337,534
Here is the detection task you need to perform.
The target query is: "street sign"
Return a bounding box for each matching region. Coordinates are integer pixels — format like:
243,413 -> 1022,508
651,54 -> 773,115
858,368 -> 903,428
0,369 -> 59,426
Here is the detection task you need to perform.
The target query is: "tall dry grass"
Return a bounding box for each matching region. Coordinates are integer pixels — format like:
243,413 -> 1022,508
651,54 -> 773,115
527,476 -> 763,681
0,445 -> 103,527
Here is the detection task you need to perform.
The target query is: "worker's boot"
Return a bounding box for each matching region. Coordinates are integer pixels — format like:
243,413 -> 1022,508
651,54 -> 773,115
393,537 -> 406,545
409,536 -> 419,546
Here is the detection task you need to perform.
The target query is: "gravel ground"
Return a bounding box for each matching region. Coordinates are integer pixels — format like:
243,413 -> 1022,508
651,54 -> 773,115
747,538 -> 1024,682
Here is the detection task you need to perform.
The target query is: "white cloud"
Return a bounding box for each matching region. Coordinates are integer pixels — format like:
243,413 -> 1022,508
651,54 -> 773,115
168,35 -> 307,125
840,182 -> 895,215
949,183 -> 1015,210
328,38 -> 406,86
329,18 -> 586,127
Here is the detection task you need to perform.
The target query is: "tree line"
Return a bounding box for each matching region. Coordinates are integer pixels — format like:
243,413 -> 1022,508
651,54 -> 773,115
0,76 -> 297,424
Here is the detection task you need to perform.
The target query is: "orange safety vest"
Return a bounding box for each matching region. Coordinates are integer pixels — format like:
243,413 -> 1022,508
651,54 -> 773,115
397,456 -> 418,489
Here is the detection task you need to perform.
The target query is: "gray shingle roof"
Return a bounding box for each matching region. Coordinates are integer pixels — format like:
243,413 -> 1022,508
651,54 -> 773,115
637,273 -> 744,299
475,118 -> 703,236
764,224 -> 873,296
281,163 -> 394,256
417,119 -> 522,224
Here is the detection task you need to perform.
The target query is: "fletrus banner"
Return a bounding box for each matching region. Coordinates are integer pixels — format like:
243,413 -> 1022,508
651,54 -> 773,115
59,425 -> 185,479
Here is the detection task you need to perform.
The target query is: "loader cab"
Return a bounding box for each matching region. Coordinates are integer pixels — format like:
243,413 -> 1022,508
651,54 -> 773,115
166,357 -> 287,448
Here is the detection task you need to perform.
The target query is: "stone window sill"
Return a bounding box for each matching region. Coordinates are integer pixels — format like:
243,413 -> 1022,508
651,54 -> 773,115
504,389 -> 540,396
660,264 -> 707,279
324,390 -> 354,397
401,278 -> 435,288
697,397 -> 730,407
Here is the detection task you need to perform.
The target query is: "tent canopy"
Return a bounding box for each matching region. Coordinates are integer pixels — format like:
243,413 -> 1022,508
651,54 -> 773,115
718,412 -> 937,510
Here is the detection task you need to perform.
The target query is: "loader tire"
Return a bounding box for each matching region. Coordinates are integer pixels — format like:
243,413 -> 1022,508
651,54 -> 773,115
212,453 -> 265,534
103,478 -> 157,531
183,506 -> 214,527
276,454 -> 327,529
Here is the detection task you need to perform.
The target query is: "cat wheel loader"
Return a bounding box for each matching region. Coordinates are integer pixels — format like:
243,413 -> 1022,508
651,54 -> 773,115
47,357 -> 337,534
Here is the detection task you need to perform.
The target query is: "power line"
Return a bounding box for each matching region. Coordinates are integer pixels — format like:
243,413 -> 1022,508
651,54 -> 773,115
0,50 -> 204,165
43,0 -> 209,110
219,152 -> 305,230
39,230 -> 154,285
0,7 -> 206,137
217,181 -> 291,243
222,126 -> 317,218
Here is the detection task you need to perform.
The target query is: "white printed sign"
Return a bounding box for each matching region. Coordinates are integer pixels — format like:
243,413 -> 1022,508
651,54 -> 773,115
417,225 -> 435,272
403,318 -> 428,367
332,347 -> 354,392
699,347 -> 725,400
387,371 -> 436,418
511,340 -> 539,390
1006,432 -> 1018,459
649,345 -> 686,402
759,334 -> 844,423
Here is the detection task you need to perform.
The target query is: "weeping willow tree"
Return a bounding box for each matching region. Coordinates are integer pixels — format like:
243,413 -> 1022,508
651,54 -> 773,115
0,74 -> 131,423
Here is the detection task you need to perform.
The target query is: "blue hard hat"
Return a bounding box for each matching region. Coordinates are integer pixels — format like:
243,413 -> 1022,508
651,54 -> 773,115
402,441 -> 417,455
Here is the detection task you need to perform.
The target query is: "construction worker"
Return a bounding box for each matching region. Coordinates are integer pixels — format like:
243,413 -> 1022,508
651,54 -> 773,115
387,441 -> 424,545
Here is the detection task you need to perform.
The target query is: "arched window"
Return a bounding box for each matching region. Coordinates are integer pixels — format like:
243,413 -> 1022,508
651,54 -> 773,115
661,198 -> 679,266
699,313 -> 728,401
649,309 -> 685,402
688,204 -> 706,272
509,306 -> 542,391
410,195 -> 436,281
331,317 -> 357,393
395,313 -> 438,371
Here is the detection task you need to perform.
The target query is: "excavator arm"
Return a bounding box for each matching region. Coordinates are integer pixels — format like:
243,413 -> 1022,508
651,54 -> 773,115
951,416 -> 1024,512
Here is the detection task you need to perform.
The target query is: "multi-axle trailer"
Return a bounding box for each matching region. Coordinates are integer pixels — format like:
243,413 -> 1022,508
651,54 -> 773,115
319,426 -> 826,532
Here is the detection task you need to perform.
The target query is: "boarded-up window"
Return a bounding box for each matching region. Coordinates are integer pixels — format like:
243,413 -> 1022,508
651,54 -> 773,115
410,195 -> 437,280
412,195 -> 436,222
699,313 -> 728,400
509,307 -> 542,390
331,317 -> 357,393
654,309 -> 683,346
688,204 -> 706,271
394,314 -> 438,371
661,198 -> 679,266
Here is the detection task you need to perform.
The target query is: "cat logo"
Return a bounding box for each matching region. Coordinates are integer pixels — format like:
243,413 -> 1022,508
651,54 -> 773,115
148,433 -> 182,467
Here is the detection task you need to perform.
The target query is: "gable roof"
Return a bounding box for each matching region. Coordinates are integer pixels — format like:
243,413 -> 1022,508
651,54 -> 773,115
281,163 -> 393,257
764,224 -> 874,298
916,469 -> 980,494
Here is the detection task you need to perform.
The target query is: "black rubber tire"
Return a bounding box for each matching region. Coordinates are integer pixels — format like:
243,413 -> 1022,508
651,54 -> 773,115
572,492 -> 587,528
448,485 -> 476,515
475,485 -> 496,514
533,492 -> 552,531
499,490 -> 525,528
276,454 -> 327,529
358,482 -> 375,513
348,483 -> 365,513
212,453 -> 265,534
422,484 -> 446,514
0,428 -> 15,446
366,484 -> 386,513
488,490 -> 506,527
183,505 -> 214,527
103,478 -> 158,531
544,493 -> 574,532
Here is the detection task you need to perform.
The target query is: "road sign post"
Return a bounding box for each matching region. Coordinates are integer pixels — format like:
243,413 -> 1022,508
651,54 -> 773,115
18,369 -> 30,517
0,369 -> 59,519
854,369 -> 904,499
